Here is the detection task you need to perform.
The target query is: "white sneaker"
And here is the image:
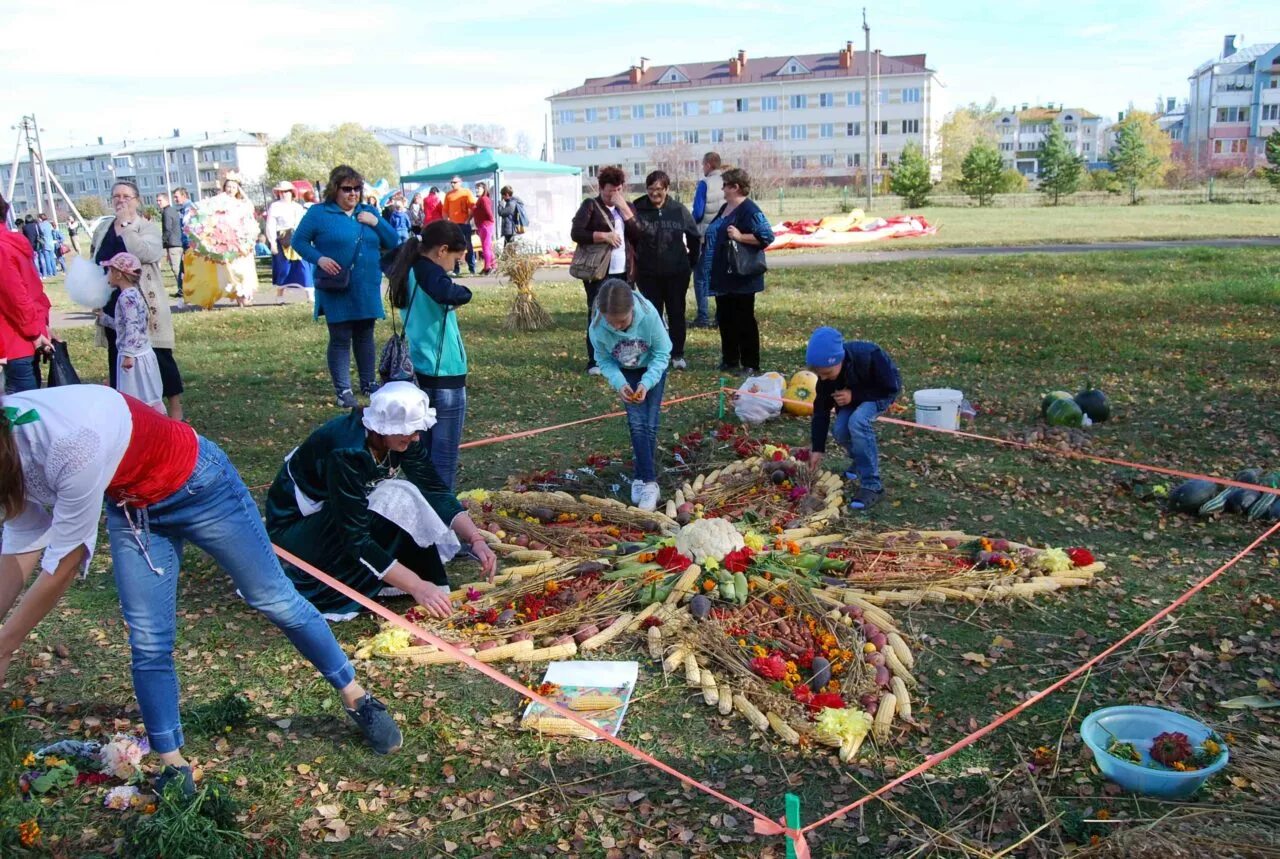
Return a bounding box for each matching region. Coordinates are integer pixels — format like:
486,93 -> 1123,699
672,358 -> 687,370
637,481 -> 660,512
631,479 -> 644,505
586,365 -> 603,376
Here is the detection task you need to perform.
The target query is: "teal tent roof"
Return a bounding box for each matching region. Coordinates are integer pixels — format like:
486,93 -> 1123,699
400,148 -> 580,184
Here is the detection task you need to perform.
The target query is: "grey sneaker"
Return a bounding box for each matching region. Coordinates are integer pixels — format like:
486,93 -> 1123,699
671,358 -> 687,370
345,693 -> 402,755
586,365 -> 602,376
630,479 -> 644,505
336,389 -> 358,409
637,481 -> 660,512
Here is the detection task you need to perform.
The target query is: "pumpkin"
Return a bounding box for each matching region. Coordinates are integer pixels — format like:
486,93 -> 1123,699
784,370 -> 818,416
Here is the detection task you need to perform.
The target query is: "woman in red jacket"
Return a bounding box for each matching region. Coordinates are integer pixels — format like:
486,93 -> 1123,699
473,182 -> 496,275
0,193 -> 52,393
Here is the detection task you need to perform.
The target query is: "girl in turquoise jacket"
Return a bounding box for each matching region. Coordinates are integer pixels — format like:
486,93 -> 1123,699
588,279 -> 671,512
384,220 -> 472,490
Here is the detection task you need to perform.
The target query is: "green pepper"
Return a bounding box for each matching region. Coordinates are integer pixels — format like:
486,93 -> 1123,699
732,572 -> 749,605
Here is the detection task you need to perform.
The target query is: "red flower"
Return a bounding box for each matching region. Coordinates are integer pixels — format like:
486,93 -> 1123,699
715,424 -> 736,441
794,447 -> 811,462
1150,731 -> 1193,766
771,449 -> 786,462
750,653 -> 789,681
795,648 -> 815,670
75,772 -> 112,787
479,608 -> 500,624
791,684 -> 814,704
808,692 -> 846,712
722,546 -> 755,574
1066,547 -> 1095,567
788,486 -> 809,501
640,616 -> 664,630
656,546 -> 693,573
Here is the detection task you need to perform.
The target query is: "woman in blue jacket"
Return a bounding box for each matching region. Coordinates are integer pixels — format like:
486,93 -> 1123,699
383,220 -> 472,490
293,165 -> 401,408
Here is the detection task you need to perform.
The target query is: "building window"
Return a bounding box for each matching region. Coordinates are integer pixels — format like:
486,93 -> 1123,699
684,101 -> 699,117
790,124 -> 807,140
736,97 -> 749,112
847,122 -> 860,136
848,91 -> 862,106
602,106 -> 618,121
820,154 -> 835,168
1083,142 -> 1091,151
901,119 -> 920,134
586,136 -> 598,150
656,103 -> 673,118
584,108 -> 598,122
877,121 -> 889,135
761,96 -> 778,111
880,152 -> 889,166
683,130 -> 699,144
656,131 -> 674,145
1216,106 -> 1249,123
559,138 -> 576,152
632,133 -> 645,147
1000,142 -> 1014,152
736,128 -> 750,141
182,152 -> 191,163
879,90 -> 889,105
1262,104 -> 1280,121
790,94 -> 807,109
684,159 -> 699,174
791,155 -> 806,169
819,123 -> 834,138
587,166 -> 599,178
710,128 -> 725,143
786,61 -> 802,74
761,126 -> 778,141
709,99 -> 724,114
633,162 -> 646,176
1064,124 -> 1076,133
819,93 -> 834,108
609,135 -> 622,149
848,153 -> 861,167
902,87 -> 922,103
1213,139 -> 1247,154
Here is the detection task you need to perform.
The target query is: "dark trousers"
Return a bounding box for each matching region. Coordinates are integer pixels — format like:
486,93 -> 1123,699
715,294 -> 760,370
453,223 -> 476,274
636,273 -> 688,359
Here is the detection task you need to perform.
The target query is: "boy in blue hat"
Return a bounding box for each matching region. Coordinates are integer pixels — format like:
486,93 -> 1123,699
805,326 -> 901,510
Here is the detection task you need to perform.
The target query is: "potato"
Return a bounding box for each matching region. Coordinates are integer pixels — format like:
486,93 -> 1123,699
476,640 -> 499,652
573,625 -> 599,644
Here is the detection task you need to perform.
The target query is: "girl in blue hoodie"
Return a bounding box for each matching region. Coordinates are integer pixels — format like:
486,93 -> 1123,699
588,279 -> 672,511
384,220 -> 473,490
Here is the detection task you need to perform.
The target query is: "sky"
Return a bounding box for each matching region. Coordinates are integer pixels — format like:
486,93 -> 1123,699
1,0 -> 1276,156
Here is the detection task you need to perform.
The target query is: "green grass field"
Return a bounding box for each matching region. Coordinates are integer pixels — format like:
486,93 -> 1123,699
4,247 -> 1279,857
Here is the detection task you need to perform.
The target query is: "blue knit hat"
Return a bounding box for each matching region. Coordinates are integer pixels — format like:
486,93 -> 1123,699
805,326 -> 844,368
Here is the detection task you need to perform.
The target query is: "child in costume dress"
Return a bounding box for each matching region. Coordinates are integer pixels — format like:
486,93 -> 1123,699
98,252 -> 165,413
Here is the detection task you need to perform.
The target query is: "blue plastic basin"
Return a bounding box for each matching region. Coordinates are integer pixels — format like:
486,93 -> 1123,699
1080,705 -> 1228,799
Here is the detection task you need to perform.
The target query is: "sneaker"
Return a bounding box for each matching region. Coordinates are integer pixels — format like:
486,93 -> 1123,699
154,765 -> 196,801
637,481 -> 660,512
849,487 -> 884,511
742,367 -> 759,376
671,358 -> 687,370
335,389 -> 358,409
630,479 -> 644,505
345,693 -> 402,755
692,318 -> 712,328
586,365 -> 602,376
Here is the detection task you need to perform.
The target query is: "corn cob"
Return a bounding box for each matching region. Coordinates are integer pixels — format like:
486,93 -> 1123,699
874,693 -> 897,743
717,680 -> 734,715
841,594 -> 900,633
475,638 -> 536,663
886,633 -> 914,670
627,601 -> 663,631
580,613 -> 633,651
699,668 -> 719,707
683,653 -> 701,687
705,468 -> 722,486
406,647 -> 476,665
732,693 -> 769,731
661,644 -> 689,674
568,693 -> 623,711
506,549 -> 554,562
647,625 -> 664,658
692,473 -> 705,493
779,527 -> 814,541
1047,576 -> 1092,588
490,542 -> 527,555
523,716 -> 597,739
394,645 -> 443,658
477,528 -> 500,542
451,582 -> 495,600
796,534 -> 843,549
681,481 -> 695,500
503,559 -> 562,577
666,564 -> 703,604
578,493 -> 627,509
1075,562 -> 1105,577
664,499 -> 677,518
767,712 -> 801,745
891,677 -> 913,720
885,648 -> 917,689
674,489 -> 685,507
511,641 -> 577,662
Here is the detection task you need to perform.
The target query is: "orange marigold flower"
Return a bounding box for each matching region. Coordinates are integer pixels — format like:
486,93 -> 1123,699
738,639 -> 748,647
703,579 -> 717,592
638,552 -> 656,563
1096,809 -> 1111,820
18,820 -> 40,847
763,572 -> 774,581
769,595 -> 785,607
748,580 -> 758,591
545,580 -> 560,595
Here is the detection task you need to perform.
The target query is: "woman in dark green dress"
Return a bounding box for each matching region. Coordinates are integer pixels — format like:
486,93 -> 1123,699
267,382 -> 496,620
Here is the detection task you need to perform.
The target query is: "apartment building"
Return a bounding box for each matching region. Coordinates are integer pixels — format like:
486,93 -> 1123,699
547,44 -> 942,189
373,129 -> 481,180
1185,36 -> 1280,171
993,105 -> 1105,177
1,129 -> 268,217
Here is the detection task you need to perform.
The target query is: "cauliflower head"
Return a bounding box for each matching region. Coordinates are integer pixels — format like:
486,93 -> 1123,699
674,517 -> 745,565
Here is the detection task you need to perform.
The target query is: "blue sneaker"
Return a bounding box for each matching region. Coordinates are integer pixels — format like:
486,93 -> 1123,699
345,693 -> 402,755
154,765 -> 196,801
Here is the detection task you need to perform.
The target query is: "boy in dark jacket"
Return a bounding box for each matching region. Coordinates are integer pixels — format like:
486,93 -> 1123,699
632,170 -> 700,368
805,326 -> 902,511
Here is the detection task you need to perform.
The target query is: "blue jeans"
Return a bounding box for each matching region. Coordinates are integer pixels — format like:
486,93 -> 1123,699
37,250 -> 55,277
832,399 -> 893,491
622,367 -> 666,482
3,356 -> 39,393
415,381 -> 466,491
326,318 -> 377,396
106,438 -> 355,754
692,240 -> 710,323
452,223 -> 476,274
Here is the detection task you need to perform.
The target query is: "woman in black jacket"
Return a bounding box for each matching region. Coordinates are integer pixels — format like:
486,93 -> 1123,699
569,166 -> 641,375
696,168 -> 775,374
631,170 -> 699,370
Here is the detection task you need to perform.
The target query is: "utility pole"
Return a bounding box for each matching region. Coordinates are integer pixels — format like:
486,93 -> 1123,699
30,114 -> 59,226
863,9 -> 872,210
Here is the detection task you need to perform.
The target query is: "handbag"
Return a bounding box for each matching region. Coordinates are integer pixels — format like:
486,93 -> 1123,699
44,340 -> 82,387
569,201 -> 615,281
315,220 -> 365,292
725,237 -> 767,277
378,281 -> 417,385
276,228 -> 293,251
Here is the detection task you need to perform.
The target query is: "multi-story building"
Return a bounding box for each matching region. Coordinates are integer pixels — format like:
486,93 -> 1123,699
1185,35 -> 1280,171
993,104 -> 1105,177
1,129 -> 268,217
373,129 -> 481,180
547,44 -> 941,190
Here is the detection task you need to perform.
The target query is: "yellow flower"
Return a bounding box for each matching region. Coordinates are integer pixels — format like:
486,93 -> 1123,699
1202,738 -> 1222,757
22,752 -> 36,767
457,488 -> 490,503
744,531 -> 765,551
701,557 -> 719,571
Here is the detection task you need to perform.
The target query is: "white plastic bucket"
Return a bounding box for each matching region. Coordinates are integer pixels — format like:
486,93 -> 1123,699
913,388 -> 963,430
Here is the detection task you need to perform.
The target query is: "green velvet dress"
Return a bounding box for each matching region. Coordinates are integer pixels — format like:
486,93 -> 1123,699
266,410 -> 463,615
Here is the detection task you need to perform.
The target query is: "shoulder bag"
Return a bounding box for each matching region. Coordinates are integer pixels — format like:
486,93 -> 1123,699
725,207 -> 768,277
569,200 -> 615,282
315,216 -> 365,292
379,276 -> 418,384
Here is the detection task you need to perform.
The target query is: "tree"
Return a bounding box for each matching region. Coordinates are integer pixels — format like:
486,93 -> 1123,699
1265,129 -> 1280,191
937,99 -> 1000,189
958,141 -> 1004,206
1106,109 -> 1171,202
889,141 -> 932,208
646,139 -> 697,197
1037,120 -> 1083,204
723,141 -> 793,197
266,123 -> 397,186
1107,123 -> 1161,204
74,196 -> 107,218
515,132 -> 533,158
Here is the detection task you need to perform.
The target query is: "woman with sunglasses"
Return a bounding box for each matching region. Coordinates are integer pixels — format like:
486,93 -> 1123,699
293,165 -> 401,408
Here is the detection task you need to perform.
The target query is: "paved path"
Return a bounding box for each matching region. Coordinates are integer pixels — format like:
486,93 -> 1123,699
50,236 -> 1280,329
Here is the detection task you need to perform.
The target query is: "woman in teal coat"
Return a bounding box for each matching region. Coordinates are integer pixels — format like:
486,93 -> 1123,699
266,382 -> 497,621
292,165 -> 401,408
